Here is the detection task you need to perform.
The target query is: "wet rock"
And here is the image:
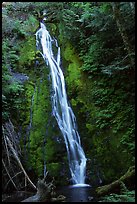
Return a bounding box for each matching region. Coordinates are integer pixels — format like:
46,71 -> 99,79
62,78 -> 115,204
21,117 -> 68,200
88,196 -> 94,201
12,72 -> 29,83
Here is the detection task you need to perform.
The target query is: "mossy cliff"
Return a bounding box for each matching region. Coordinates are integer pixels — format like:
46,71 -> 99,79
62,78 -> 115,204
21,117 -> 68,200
17,20 -> 134,185
57,24 -> 134,185
7,17 -> 69,184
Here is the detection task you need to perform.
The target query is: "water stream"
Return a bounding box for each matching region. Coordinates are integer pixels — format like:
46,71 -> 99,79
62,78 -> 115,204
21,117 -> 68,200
35,22 -> 87,185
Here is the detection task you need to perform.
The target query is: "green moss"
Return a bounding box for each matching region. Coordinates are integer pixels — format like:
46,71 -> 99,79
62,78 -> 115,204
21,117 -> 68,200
99,190 -> 135,202
63,42 -> 82,88
71,98 -> 78,106
47,23 -> 57,36
24,65 -> 65,178
19,37 -> 36,67
47,162 -> 61,176
29,145 -> 44,176
45,138 -> 57,163
16,64 -> 50,176
58,23 -> 64,44
26,15 -> 39,33
36,146 -> 43,175
23,82 -> 35,125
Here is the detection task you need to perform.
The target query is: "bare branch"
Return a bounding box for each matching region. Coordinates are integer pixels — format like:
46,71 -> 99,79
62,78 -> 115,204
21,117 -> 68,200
5,136 -> 36,190
5,171 -> 23,190
2,159 -> 18,190
3,132 -> 11,165
43,171 -> 49,183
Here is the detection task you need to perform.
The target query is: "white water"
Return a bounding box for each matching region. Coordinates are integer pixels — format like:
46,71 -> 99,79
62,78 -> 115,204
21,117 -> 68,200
35,22 -> 87,185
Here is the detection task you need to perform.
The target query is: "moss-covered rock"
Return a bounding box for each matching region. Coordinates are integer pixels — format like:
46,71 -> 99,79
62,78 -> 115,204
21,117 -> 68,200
63,42 -> 82,89
26,67 -> 51,176
57,34 -> 134,184
19,37 -> 36,68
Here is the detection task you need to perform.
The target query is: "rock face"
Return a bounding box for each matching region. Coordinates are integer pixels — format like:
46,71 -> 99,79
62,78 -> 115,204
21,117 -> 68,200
12,72 -> 29,83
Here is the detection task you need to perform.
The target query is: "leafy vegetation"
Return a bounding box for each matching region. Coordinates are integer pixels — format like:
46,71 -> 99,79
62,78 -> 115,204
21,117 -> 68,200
99,190 -> 135,202
57,2 -> 135,183
2,2 -> 135,201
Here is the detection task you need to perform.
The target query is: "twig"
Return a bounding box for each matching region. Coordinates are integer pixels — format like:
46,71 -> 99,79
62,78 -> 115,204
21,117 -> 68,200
2,159 -> 18,190
5,171 -> 23,189
5,136 -> 36,190
3,132 -> 11,165
43,171 -> 49,183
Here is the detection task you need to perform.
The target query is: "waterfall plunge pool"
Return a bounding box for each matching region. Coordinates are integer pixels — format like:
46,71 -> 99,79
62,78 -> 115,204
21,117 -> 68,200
2,185 -> 98,202
56,185 -> 97,202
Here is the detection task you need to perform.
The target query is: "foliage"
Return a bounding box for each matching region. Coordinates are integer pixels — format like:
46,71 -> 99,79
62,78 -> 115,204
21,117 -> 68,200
19,37 -> 36,67
99,190 -> 135,202
2,3 -> 39,122
57,2 -> 135,183
2,2 -> 135,190
2,66 -> 25,121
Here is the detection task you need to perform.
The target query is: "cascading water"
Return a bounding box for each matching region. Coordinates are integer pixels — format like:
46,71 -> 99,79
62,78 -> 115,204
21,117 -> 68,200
35,22 -> 87,185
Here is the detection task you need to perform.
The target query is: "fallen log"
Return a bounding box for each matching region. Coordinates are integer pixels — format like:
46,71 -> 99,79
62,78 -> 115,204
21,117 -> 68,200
22,175 -> 66,202
96,166 -> 135,197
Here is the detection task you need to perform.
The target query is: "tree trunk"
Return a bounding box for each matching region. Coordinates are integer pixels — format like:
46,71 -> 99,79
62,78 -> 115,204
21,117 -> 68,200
96,166 -> 135,197
111,2 -> 134,68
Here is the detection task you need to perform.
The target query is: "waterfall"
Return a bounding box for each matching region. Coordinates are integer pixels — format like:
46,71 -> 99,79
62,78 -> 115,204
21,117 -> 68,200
35,22 -> 87,185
